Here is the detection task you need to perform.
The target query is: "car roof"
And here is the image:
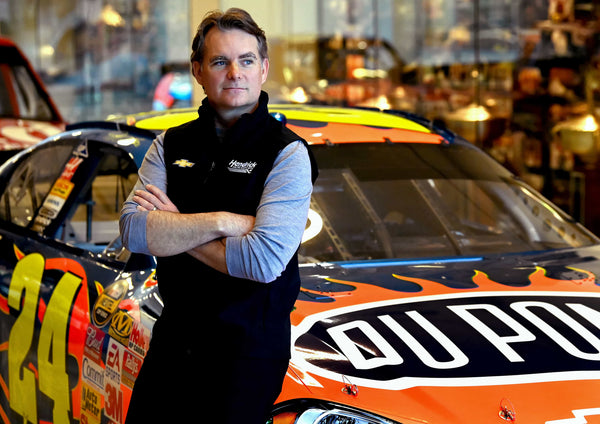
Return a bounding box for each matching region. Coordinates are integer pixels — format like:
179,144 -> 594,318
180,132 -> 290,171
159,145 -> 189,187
109,103 -> 455,146
36,103 -> 466,175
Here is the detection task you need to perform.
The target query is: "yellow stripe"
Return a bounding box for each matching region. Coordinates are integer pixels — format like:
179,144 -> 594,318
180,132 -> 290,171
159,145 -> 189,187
131,105 -> 431,133
271,105 -> 429,132
134,111 -> 197,130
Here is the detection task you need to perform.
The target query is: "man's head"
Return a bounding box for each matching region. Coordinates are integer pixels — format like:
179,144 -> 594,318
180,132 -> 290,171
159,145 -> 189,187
190,8 -> 269,125
191,8 -> 268,65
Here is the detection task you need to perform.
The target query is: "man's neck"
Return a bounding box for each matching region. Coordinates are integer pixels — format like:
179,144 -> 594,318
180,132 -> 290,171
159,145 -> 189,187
213,102 -> 260,129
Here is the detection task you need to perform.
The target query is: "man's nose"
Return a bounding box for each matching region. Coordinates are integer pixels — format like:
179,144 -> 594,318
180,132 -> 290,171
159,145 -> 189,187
228,63 -> 241,79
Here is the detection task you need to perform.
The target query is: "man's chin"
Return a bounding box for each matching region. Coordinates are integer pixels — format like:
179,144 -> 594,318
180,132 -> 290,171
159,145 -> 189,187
214,100 -> 260,121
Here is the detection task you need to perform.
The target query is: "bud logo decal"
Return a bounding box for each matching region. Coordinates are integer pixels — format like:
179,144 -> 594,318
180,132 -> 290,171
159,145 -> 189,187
292,291 -> 600,390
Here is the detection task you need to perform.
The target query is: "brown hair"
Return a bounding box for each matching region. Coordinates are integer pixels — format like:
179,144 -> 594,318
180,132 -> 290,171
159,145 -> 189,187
190,8 -> 268,65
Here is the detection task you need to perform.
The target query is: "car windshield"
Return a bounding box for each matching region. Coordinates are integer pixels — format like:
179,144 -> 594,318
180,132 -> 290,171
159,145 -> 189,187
300,142 -> 598,263
0,45 -> 57,121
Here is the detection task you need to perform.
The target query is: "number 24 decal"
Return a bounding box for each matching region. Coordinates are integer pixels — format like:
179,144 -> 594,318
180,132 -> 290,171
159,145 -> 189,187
8,253 -> 84,424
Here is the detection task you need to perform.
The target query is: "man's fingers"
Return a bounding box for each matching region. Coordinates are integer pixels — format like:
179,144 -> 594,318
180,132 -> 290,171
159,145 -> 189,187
135,185 -> 178,213
135,189 -> 158,204
145,184 -> 179,213
146,184 -> 169,202
133,195 -> 154,211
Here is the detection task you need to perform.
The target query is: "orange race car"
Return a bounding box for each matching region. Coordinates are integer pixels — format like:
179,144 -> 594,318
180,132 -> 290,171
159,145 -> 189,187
0,104 -> 598,424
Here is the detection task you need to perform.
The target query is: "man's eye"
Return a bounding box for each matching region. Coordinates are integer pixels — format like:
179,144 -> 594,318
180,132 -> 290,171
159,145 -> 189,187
242,59 -> 255,66
212,60 -> 227,67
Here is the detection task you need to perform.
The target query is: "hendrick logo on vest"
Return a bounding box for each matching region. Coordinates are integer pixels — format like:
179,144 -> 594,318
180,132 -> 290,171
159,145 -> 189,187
228,159 -> 258,174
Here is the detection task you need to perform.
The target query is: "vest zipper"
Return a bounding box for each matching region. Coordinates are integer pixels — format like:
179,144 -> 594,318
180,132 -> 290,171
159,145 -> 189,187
203,161 -> 215,184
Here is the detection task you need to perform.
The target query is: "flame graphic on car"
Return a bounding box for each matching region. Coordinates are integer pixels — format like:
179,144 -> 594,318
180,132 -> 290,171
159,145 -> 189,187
294,265 -> 599,324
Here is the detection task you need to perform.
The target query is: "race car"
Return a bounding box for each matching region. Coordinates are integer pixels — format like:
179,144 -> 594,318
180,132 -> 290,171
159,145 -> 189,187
0,37 -> 65,162
0,103 -> 599,424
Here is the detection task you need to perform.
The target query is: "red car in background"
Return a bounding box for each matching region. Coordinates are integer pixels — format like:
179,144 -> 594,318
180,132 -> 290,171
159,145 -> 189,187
0,37 -> 65,161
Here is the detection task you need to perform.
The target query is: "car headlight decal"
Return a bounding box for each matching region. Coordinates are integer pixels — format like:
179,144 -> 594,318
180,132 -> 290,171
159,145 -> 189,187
298,408 -> 374,424
271,402 -> 399,424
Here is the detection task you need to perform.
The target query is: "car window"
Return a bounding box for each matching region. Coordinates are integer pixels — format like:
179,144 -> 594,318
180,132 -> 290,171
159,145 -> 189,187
0,62 -> 54,120
300,143 -> 598,263
11,64 -> 54,120
60,150 -> 137,251
0,142 -> 74,227
0,138 -> 138,257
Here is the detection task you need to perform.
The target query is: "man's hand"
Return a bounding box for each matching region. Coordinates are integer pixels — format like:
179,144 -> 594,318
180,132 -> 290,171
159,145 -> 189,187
133,184 -> 179,213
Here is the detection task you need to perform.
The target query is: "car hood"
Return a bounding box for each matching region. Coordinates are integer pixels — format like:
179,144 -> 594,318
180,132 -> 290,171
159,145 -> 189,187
0,118 -> 64,151
286,246 -> 600,423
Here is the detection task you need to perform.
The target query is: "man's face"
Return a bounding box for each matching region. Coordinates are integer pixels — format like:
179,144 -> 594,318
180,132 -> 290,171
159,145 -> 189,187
192,27 -> 269,123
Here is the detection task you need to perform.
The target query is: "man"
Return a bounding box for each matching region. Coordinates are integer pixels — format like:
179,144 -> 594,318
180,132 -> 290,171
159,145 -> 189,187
119,8 -> 317,424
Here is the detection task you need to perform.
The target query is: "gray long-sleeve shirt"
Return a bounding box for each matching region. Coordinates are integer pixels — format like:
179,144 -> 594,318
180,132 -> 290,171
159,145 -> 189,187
119,132 -> 313,283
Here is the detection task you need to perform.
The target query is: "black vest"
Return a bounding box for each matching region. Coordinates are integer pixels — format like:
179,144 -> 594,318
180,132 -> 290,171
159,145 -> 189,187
155,93 -> 317,359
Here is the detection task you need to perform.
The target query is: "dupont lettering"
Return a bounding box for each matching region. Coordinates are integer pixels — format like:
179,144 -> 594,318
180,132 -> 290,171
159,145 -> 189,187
292,292 -> 600,390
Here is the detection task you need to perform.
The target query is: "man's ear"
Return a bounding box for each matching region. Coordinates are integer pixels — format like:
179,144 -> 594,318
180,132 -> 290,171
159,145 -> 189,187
261,58 -> 269,84
192,61 -> 203,86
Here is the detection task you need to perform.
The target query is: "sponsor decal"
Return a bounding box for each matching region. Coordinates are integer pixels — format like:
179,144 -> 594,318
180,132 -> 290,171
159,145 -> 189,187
84,324 -> 106,364
105,339 -> 123,386
109,310 -> 133,345
129,320 -> 151,357
81,383 -> 102,424
173,158 -> 194,168
227,159 -> 257,174
29,148 -> 87,234
50,178 -> 75,198
105,340 -> 124,423
31,151 -> 84,233
92,280 -> 128,327
82,357 -> 105,392
292,291 -> 600,390
122,350 -> 142,389
31,179 -> 74,231
104,380 -> 123,424
60,157 -> 84,180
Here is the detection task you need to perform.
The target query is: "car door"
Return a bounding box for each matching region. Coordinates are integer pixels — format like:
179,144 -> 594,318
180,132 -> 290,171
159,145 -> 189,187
0,136 -> 150,423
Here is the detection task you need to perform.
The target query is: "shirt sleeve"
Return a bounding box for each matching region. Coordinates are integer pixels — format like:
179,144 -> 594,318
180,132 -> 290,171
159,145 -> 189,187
225,140 -> 313,283
119,133 -> 167,255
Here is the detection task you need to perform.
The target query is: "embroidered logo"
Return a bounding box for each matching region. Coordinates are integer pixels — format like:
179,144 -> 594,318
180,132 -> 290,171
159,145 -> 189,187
228,159 -> 257,174
173,159 -> 195,168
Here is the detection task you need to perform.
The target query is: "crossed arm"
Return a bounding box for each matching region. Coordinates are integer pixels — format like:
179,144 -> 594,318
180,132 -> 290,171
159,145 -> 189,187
119,135 -> 313,282
132,184 -> 254,274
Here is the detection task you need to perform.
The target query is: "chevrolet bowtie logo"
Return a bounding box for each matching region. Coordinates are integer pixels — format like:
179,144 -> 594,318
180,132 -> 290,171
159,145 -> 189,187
173,159 -> 195,168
